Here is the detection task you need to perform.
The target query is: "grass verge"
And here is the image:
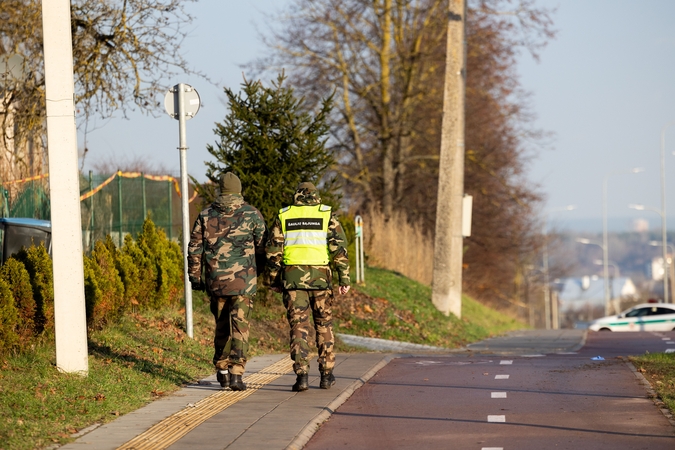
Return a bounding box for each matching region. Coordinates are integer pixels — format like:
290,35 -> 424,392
0,297 -> 213,450
334,266 -> 524,347
630,352 -> 675,415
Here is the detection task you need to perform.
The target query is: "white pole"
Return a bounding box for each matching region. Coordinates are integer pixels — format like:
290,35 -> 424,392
41,0 -> 88,374
660,123 -> 675,303
602,174 -> 611,317
178,84 -> 193,338
359,218 -> 365,284
355,215 -> 364,284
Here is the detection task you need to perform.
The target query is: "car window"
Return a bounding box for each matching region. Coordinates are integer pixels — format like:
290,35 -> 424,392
655,307 -> 675,315
625,308 -> 652,317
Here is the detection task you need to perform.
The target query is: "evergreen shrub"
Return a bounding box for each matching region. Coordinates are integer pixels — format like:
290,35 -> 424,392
84,241 -> 125,328
162,237 -> 184,304
122,233 -> 157,310
137,219 -> 169,308
136,219 -> 183,309
0,258 -> 35,341
0,277 -> 19,354
105,235 -> 141,310
15,244 -> 53,335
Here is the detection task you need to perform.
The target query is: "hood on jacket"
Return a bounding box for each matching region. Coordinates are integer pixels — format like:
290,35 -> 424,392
212,193 -> 244,213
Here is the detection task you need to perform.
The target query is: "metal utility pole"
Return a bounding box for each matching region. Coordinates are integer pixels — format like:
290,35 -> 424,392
432,0 -> 466,318
41,0 -> 88,374
660,122 -> 675,303
165,84 -> 200,338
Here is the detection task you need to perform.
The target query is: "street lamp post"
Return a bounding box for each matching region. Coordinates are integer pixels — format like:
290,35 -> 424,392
602,168 -> 644,315
594,259 -> 620,312
543,205 -> 576,330
629,204 -> 668,303
576,237 -> 610,315
649,240 -> 674,302
661,122 -> 675,303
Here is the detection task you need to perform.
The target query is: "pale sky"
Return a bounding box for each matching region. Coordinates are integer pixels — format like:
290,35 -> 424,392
521,0 -> 675,231
80,0 -> 675,233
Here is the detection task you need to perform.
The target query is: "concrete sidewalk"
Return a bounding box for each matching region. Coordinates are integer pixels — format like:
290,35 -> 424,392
59,352 -> 392,450
59,330 -> 588,450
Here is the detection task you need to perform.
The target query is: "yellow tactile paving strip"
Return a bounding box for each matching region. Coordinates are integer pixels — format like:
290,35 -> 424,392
117,357 -> 294,450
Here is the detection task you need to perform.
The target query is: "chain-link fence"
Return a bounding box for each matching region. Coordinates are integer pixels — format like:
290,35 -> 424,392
1,171 -> 201,251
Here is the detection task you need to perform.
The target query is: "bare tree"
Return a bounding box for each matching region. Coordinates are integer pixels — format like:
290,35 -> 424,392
0,0 -> 200,183
257,0 -> 556,307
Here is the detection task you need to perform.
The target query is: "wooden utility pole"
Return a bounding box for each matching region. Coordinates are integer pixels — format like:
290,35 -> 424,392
432,0 -> 466,318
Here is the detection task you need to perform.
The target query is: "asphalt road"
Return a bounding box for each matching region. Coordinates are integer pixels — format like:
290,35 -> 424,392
305,331 -> 675,450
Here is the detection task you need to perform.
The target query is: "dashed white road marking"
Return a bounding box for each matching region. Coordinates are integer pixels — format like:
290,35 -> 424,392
666,349 -> 675,353
481,448 -> 504,450
487,415 -> 506,422
556,352 -> 578,355
495,374 -> 510,379
667,341 -> 675,345
662,338 -> 670,340
522,354 -> 545,357
500,360 -> 513,365
491,392 -> 507,398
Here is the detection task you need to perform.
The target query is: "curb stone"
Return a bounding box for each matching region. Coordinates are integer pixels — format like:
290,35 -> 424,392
626,360 -> 675,427
336,333 -> 465,353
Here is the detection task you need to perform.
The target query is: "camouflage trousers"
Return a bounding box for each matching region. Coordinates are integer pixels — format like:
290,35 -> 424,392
283,289 -> 335,375
210,294 -> 252,376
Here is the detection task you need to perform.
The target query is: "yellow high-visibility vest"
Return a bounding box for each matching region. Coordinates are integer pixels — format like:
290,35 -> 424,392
279,204 -> 332,265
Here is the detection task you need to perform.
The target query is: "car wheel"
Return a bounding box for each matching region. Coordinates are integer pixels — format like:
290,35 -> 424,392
598,327 -> 612,332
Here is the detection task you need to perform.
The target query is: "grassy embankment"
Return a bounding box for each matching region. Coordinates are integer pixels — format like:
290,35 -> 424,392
630,353 -> 675,417
0,266 -> 523,449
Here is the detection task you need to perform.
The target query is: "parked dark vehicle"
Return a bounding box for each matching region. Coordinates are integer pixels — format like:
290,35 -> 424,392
0,218 -> 52,264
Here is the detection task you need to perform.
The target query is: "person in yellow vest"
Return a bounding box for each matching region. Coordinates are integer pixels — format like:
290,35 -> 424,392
266,182 -> 350,391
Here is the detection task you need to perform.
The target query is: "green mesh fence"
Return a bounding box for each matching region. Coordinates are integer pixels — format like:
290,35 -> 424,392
2,180 -> 50,220
2,172 -> 200,251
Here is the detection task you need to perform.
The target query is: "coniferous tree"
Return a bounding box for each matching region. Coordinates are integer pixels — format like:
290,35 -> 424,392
193,74 -> 340,225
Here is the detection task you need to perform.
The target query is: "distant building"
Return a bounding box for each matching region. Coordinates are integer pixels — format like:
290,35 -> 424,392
556,276 -> 638,322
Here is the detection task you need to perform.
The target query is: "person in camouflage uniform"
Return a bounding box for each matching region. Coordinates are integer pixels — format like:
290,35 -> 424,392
266,182 -> 350,392
188,172 -> 266,391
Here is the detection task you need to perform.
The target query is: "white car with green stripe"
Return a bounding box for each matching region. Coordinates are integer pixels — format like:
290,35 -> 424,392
588,303 -> 675,332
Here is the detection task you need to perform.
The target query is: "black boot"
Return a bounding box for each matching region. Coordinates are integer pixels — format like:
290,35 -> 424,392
216,369 -> 230,388
320,371 -> 336,389
292,373 -> 309,392
229,374 -> 246,391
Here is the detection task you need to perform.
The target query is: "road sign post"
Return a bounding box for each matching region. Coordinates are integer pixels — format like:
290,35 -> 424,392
355,215 -> 365,285
165,83 -> 200,339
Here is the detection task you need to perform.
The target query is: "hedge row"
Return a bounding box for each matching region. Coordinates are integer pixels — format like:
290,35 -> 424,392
0,219 -> 184,355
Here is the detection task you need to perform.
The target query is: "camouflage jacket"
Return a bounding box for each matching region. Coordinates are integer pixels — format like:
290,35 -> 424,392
265,192 -> 350,291
188,194 -> 266,296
